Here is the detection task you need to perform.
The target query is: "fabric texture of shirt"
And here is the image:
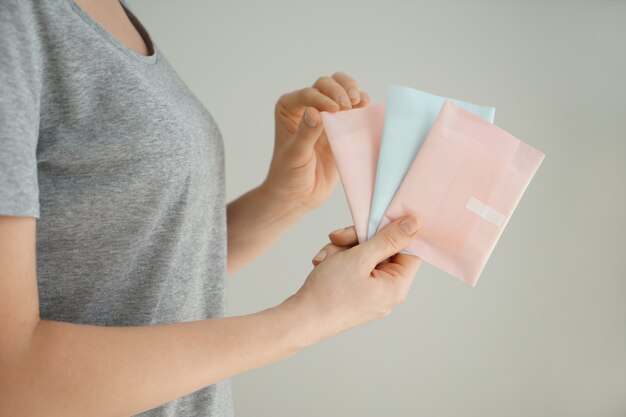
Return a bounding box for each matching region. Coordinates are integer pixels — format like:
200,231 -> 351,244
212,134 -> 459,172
0,0 -> 233,415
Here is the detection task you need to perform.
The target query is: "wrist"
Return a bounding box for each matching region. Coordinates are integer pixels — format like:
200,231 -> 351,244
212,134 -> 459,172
266,292 -> 324,352
257,181 -> 311,219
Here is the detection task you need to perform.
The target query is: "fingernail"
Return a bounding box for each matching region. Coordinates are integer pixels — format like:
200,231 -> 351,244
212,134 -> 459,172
329,226 -> 347,235
327,99 -> 341,110
338,95 -> 352,108
303,109 -> 318,127
361,93 -> 370,104
348,88 -> 360,103
313,248 -> 327,262
399,217 -> 419,235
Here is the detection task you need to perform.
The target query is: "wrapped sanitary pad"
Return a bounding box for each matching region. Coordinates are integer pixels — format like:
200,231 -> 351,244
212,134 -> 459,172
367,85 -> 496,239
377,100 -> 545,286
321,103 -> 385,243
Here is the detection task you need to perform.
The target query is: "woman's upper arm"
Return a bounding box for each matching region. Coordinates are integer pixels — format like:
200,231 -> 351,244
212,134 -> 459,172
0,2 -> 44,355
0,215 -> 40,357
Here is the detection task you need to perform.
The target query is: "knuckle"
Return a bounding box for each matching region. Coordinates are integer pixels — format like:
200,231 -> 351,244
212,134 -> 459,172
383,280 -> 406,307
331,71 -> 345,79
276,91 -> 295,110
275,93 -> 287,106
301,87 -> 317,99
394,289 -> 407,306
381,230 -> 403,252
314,76 -> 331,87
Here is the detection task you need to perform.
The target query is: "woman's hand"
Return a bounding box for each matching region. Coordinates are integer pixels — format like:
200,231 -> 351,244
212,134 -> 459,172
311,224 -> 360,266
281,215 -> 422,347
262,72 -> 371,212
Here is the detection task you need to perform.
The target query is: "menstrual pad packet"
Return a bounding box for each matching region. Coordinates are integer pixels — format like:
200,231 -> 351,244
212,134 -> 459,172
367,85 -> 496,240
377,100 -> 544,287
321,103 -> 385,243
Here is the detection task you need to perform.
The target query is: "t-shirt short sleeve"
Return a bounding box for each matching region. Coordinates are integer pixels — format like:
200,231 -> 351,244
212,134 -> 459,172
0,1 -> 42,219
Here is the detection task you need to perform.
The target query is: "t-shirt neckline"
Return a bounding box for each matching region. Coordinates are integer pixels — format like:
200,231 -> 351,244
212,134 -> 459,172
65,0 -> 159,65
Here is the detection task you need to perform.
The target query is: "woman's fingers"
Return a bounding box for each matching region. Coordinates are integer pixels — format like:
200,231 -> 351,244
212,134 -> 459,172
311,224 -> 365,266
286,107 -> 325,164
311,226 -> 358,266
330,71 -> 362,106
371,253 -> 421,305
374,253 -> 421,279
313,75 -> 354,110
328,225 -> 358,247
278,87 -> 340,115
352,215 -> 421,271
353,91 -> 371,109
278,73 -> 367,116
312,242 -> 350,266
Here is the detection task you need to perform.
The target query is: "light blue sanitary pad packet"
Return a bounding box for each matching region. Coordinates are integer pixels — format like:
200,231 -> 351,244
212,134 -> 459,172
366,85 -> 496,240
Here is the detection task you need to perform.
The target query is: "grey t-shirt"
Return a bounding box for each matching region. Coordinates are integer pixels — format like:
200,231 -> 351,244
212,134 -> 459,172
0,0 -> 233,415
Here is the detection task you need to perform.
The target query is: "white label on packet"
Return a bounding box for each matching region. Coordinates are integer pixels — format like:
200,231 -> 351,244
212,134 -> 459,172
465,197 -> 506,227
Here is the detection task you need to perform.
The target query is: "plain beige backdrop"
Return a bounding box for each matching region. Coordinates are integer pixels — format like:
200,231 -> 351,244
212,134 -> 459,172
131,1 -> 625,416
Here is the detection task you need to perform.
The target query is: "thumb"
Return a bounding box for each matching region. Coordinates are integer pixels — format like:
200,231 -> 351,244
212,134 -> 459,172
289,107 -> 324,163
353,215 -> 420,270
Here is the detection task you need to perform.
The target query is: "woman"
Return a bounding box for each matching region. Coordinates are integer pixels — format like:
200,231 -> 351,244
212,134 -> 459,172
0,0 -> 421,415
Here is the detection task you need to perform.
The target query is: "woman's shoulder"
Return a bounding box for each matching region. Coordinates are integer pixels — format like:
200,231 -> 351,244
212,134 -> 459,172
0,0 -> 58,63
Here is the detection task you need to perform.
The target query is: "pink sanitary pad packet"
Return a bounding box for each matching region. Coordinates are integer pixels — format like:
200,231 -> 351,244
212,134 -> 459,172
321,103 -> 386,243
377,100 -> 545,286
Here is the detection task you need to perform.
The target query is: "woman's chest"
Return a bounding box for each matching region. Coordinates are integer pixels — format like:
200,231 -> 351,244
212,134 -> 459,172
35,56 -> 225,220
37,57 -> 224,184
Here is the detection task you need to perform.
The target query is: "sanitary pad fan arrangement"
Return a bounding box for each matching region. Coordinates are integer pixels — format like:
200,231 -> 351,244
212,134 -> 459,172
320,85 -> 545,287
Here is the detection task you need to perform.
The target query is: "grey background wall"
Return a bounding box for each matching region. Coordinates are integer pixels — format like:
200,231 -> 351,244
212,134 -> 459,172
130,1 -> 626,416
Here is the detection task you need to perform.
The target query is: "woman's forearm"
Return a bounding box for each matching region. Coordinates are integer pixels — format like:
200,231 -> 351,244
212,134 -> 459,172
226,183 -> 308,276
0,297 -> 317,417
